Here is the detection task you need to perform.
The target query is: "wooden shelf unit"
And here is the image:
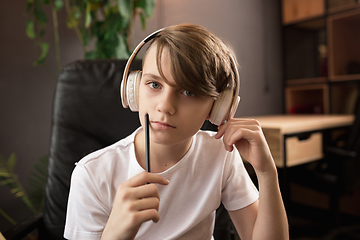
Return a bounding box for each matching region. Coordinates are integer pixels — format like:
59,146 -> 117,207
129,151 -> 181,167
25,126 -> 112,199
282,0 -> 360,114
282,0 -> 325,25
327,0 -> 360,14
328,8 -> 360,81
330,82 -> 360,114
285,84 -> 329,114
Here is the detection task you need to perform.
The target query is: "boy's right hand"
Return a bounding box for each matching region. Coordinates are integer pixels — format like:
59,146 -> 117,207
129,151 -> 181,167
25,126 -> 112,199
101,171 -> 169,240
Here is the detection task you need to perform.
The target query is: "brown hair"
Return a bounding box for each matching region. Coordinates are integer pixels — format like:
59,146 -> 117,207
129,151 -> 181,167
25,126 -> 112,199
143,24 -> 238,99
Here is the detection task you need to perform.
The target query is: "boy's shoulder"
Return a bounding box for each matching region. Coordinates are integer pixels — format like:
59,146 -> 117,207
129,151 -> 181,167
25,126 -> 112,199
70,128 -> 143,188
195,129 -> 217,140
76,128 -> 140,167
194,130 -> 223,149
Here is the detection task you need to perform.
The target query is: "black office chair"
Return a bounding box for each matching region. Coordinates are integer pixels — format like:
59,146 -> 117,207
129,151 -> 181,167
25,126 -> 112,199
4,59 -> 236,240
3,59 -> 142,239
289,88 -> 360,237
43,59 -> 144,239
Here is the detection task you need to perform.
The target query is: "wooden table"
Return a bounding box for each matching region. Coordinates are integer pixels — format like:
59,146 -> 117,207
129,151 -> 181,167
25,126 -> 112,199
253,114 -> 355,168
252,114 -> 355,206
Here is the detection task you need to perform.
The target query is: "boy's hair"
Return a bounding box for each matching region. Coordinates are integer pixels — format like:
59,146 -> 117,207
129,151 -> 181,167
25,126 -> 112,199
144,24 -> 238,99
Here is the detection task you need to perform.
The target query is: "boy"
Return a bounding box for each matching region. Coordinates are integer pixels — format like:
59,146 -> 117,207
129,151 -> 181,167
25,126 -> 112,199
64,24 -> 288,240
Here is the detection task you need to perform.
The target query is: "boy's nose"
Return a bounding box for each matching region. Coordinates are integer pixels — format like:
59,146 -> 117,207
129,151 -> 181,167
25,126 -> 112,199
157,90 -> 176,115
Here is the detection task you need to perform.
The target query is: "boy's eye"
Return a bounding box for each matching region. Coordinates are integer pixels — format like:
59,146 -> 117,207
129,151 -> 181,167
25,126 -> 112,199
148,82 -> 161,89
182,90 -> 194,97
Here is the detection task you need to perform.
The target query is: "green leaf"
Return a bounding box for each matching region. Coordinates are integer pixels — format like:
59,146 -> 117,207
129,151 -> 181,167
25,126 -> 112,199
89,2 -> 100,12
0,179 -> 14,186
54,0 -> 64,11
34,42 -> 49,65
136,0 -> 155,18
115,34 -> 130,59
29,170 -> 46,182
0,208 -> 17,225
139,12 -> 146,30
26,0 -> 34,12
34,164 -> 47,175
28,179 -> 44,189
0,171 -> 11,177
67,17 -> 78,29
117,0 -> 133,27
34,1 -> 48,23
11,187 -> 21,194
146,0 -> 155,17
26,21 -> 36,39
67,6 -> 81,28
85,2 -> 92,28
80,27 -> 90,46
72,6 -> 82,20
27,155 -> 48,212
85,51 -> 97,59
7,153 -> 17,171
39,28 -> 46,38
103,13 -> 123,39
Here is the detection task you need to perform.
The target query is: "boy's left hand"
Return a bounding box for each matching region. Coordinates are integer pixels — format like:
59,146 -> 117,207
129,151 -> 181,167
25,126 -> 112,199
215,118 -> 275,174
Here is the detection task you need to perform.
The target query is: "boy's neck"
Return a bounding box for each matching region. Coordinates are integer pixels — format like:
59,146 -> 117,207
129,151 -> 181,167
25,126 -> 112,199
134,130 -> 193,173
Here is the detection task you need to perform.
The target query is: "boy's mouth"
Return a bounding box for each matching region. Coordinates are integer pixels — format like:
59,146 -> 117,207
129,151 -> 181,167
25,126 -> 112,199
152,121 -> 176,130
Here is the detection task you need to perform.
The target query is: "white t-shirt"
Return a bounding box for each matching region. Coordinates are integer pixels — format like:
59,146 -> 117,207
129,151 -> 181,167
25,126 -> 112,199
64,128 -> 259,240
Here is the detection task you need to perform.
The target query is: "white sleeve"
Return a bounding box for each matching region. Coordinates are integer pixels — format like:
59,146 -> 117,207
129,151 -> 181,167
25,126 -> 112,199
64,163 -> 110,240
221,150 -> 259,211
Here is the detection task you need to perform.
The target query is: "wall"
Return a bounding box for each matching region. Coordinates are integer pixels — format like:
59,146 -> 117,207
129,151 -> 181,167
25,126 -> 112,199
0,0 -> 83,231
0,0 -> 282,232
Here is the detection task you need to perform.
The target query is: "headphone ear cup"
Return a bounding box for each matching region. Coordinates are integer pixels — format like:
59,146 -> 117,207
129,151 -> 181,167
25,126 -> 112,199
209,88 -> 235,126
126,71 -> 142,111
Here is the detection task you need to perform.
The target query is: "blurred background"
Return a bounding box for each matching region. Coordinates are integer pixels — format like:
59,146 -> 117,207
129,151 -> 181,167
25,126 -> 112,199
0,0 -> 283,233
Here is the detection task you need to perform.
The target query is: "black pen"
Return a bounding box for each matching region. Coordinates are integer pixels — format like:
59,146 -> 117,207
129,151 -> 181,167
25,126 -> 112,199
145,113 -> 150,173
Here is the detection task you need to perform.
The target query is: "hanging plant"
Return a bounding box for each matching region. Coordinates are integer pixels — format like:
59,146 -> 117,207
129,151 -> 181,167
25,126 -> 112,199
25,0 -> 155,72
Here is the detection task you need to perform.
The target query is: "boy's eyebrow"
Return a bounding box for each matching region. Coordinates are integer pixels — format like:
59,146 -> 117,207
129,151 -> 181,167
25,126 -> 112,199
142,73 -> 177,88
142,73 -> 163,81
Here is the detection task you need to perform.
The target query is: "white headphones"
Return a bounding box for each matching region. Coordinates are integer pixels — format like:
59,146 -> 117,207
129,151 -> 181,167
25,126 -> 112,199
120,28 -> 240,126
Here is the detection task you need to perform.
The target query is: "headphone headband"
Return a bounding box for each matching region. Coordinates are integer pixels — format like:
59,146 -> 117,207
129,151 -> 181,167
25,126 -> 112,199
121,29 -> 164,108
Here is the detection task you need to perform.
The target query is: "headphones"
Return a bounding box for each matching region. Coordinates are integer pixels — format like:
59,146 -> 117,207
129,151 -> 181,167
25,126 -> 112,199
120,27 -> 240,126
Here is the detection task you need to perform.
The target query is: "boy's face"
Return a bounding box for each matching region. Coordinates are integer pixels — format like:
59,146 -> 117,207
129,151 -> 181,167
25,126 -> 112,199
138,44 -> 214,147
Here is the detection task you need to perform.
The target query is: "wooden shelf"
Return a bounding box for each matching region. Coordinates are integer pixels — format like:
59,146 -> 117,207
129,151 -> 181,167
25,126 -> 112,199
282,0 -> 360,116
286,77 -> 327,86
329,74 -> 360,82
285,84 -> 329,114
327,0 -> 360,14
330,82 -> 359,114
291,17 -> 326,29
284,24 -> 326,80
328,8 -> 360,80
284,15 -> 326,27
282,0 -> 325,24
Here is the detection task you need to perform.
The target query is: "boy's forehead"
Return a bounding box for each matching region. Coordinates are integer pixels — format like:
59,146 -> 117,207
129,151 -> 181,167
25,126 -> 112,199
143,43 -> 158,67
142,44 -> 177,87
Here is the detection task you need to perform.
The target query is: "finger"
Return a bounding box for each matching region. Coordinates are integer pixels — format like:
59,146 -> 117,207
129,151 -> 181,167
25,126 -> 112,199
215,118 -> 257,139
132,196 -> 160,212
133,183 -> 160,200
216,122 -> 240,151
126,172 -> 169,188
233,118 -> 261,126
220,122 -> 262,152
214,121 -> 229,139
136,208 -> 161,223
226,128 -> 253,147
